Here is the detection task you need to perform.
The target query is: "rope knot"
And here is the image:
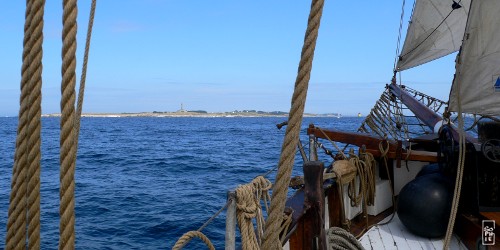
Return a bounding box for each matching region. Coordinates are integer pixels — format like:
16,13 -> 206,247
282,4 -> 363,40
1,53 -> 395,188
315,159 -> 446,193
236,186 -> 257,219
252,175 -> 272,192
379,140 -> 390,158
236,176 -> 273,250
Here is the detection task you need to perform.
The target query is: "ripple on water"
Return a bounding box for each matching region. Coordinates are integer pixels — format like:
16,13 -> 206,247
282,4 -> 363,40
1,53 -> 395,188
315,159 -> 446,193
0,117 -> 362,249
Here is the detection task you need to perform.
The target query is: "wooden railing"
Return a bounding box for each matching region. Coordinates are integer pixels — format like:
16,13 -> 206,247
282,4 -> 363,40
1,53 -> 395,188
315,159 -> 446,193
282,123 -> 441,249
307,125 -> 438,163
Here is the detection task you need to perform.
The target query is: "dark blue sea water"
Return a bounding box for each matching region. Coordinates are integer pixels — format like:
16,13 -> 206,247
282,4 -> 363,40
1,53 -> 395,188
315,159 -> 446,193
0,117 -> 362,249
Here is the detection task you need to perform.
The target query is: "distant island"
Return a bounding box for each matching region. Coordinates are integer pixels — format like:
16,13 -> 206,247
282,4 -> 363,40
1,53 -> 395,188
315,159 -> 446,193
41,110 -> 343,118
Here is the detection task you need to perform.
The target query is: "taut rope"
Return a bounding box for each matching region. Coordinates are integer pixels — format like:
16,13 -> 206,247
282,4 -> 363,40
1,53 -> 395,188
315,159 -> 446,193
75,0 -> 96,148
443,73 -> 467,250
172,199 -> 231,249
25,0 -> 45,248
5,0 -> 45,249
6,0 -> 34,247
261,0 -> 325,248
60,0 -> 78,248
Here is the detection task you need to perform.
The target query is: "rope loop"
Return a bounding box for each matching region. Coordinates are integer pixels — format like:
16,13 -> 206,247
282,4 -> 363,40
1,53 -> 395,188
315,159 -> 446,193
172,231 -> 215,250
379,140 -> 390,158
236,176 -> 274,250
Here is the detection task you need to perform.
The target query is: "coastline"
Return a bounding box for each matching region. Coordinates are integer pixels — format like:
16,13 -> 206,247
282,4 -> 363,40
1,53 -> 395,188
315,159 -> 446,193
40,111 -> 342,118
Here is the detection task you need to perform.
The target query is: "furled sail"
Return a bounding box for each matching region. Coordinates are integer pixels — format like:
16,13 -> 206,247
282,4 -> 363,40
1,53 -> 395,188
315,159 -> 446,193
396,0 -> 470,71
448,0 -> 500,116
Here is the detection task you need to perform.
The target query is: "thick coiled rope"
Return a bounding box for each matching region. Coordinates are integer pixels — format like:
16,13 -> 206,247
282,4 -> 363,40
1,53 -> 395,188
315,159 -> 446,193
327,227 -> 365,250
347,152 -> 376,208
237,176 -> 272,250
331,163 -> 355,230
261,0 -> 324,248
5,0 -> 45,249
60,0 -> 78,248
172,231 -> 215,250
347,156 -> 364,208
348,151 -> 376,230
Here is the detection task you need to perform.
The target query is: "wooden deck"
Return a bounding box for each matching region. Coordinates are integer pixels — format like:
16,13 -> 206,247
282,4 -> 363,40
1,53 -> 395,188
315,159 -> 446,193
358,214 -> 468,250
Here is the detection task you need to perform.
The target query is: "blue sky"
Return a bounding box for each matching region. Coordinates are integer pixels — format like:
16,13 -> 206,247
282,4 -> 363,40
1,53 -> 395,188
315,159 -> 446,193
0,1 -> 457,116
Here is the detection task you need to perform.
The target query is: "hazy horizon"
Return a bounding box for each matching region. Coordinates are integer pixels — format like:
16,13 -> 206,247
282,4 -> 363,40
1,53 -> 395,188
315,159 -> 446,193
0,1 -> 457,117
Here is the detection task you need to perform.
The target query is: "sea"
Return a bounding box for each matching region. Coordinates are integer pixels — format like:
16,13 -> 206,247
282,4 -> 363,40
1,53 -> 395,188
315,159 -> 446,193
0,116 -> 363,249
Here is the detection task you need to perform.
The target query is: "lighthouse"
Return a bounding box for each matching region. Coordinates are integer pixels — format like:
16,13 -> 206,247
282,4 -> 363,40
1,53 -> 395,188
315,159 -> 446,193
178,103 -> 187,113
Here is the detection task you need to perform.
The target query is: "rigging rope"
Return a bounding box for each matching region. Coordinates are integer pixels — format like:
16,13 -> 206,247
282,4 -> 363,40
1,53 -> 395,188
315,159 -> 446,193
6,0 -> 33,247
359,85 -> 448,143
172,199 -> 231,249
443,80 -> 467,250
25,0 -> 45,248
60,1 -> 96,249
75,0 -> 96,148
261,0 -> 325,248
359,88 -> 408,140
398,0 -> 465,64
60,0 -> 78,248
6,0 -> 45,249
7,1 -> 96,249
318,127 -> 347,159
393,0 -> 407,73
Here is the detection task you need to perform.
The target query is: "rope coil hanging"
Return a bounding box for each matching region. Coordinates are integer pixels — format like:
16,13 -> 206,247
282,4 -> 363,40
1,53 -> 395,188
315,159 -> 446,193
236,176 -> 272,250
262,0 -> 325,248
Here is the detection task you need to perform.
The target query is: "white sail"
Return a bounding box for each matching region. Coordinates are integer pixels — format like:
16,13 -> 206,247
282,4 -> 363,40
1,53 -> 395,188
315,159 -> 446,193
396,0 -> 470,71
448,0 -> 500,115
